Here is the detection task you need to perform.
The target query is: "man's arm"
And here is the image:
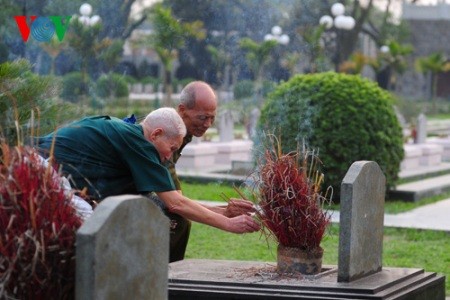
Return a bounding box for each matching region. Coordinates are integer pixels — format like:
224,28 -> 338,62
156,191 -> 259,234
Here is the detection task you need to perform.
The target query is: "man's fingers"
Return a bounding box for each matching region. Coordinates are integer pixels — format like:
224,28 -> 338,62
228,199 -> 255,211
242,215 -> 260,232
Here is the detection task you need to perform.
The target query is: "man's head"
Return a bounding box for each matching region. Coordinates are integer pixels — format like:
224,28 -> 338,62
141,107 -> 186,162
178,81 -> 217,137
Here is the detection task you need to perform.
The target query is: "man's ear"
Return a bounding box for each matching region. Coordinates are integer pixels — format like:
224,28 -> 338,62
149,128 -> 163,141
178,104 -> 186,116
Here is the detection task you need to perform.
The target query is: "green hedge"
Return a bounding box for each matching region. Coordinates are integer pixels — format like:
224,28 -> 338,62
96,73 -> 129,98
61,72 -> 88,103
256,72 -> 404,200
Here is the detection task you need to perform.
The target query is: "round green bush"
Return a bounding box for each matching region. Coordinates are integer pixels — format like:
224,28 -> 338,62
256,72 -> 404,200
234,80 -> 277,100
233,80 -> 254,99
96,73 -> 129,98
61,72 -> 88,103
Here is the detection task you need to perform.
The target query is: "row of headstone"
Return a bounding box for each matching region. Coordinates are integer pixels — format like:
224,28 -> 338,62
397,109 -> 427,144
129,83 -> 185,94
217,91 -> 260,142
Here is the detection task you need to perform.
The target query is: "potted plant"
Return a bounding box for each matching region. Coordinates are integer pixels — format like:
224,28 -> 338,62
250,136 -> 332,275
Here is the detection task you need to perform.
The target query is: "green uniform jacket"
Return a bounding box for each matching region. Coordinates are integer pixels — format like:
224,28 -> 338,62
168,135 -> 192,190
37,116 -> 175,200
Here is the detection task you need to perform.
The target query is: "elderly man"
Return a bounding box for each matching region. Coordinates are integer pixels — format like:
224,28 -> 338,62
160,81 -> 255,262
37,108 -> 260,250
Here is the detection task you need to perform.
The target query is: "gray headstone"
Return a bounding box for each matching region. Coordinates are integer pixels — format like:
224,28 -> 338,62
248,108 -> 260,139
338,161 -> 385,282
218,90 -> 235,142
416,113 -> 427,144
76,195 -> 169,300
143,84 -> 153,94
219,110 -> 234,142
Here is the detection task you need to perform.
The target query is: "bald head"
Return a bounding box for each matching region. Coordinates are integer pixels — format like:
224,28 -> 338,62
178,81 -> 217,137
179,81 -> 217,109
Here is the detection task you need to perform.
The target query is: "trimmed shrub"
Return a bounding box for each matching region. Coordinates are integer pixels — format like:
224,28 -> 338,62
256,72 -> 404,200
96,73 -> 129,98
234,80 -> 254,99
61,71 -> 88,102
141,76 -> 161,92
234,80 -> 277,100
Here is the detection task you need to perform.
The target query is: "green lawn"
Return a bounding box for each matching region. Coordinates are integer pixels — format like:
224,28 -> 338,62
181,181 -> 450,295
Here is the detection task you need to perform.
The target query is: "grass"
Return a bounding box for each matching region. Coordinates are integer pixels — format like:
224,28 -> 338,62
182,181 -> 450,295
181,182 -> 242,201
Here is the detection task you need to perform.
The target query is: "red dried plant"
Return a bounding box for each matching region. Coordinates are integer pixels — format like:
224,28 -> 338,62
0,143 -> 82,299
252,136 -> 332,252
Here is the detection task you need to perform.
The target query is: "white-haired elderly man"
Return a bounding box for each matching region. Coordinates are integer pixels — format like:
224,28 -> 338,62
37,108 -> 260,255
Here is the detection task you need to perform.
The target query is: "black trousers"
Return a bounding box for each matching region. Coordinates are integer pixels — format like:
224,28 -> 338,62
167,211 -> 191,263
146,193 -> 191,263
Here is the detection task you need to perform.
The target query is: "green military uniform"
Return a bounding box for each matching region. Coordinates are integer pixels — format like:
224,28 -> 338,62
38,115 -> 193,263
164,134 -> 193,262
37,116 -> 175,199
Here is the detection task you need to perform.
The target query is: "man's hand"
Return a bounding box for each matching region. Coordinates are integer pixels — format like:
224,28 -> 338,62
224,198 -> 255,218
226,214 -> 260,234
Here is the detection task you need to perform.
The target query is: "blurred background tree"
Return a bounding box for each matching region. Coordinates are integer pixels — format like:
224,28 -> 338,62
416,53 -> 450,113
0,59 -> 78,144
133,3 -> 205,106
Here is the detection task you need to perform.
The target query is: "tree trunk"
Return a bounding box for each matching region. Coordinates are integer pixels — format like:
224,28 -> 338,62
163,68 -> 173,107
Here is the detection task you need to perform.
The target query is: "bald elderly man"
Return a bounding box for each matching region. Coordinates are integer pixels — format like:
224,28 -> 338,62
161,81 -> 256,262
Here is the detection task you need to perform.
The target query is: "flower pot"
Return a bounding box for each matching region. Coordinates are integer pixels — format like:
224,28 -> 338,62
277,245 -> 323,275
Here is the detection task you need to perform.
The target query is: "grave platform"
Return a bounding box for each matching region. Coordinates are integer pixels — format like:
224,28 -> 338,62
168,259 -> 445,300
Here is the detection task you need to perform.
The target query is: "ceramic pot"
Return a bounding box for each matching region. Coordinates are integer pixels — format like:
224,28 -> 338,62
277,245 -> 323,275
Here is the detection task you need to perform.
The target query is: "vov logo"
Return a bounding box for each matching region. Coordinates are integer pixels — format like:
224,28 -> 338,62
14,16 -> 72,42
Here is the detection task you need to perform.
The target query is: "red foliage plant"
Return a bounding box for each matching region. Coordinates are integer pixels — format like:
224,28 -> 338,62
252,137 -> 332,252
0,143 -> 82,299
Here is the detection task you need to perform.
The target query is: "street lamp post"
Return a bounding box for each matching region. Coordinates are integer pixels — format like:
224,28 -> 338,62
377,45 -> 392,89
78,3 -> 101,27
264,25 -> 290,45
319,3 -> 355,71
72,3 -> 102,107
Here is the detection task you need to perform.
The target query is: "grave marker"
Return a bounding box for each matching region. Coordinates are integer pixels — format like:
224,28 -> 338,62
76,195 -> 169,299
338,161 -> 385,282
416,113 -> 427,144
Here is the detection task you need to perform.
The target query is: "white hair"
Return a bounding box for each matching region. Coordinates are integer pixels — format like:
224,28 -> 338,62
142,107 -> 186,138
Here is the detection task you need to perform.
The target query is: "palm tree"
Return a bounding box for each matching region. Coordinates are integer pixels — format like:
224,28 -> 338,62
67,17 -> 112,97
340,52 -> 370,74
416,52 -> 450,112
140,3 -> 205,106
300,25 -> 326,73
369,41 -> 413,90
239,38 -> 278,97
39,36 -> 68,75
239,38 -> 278,138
